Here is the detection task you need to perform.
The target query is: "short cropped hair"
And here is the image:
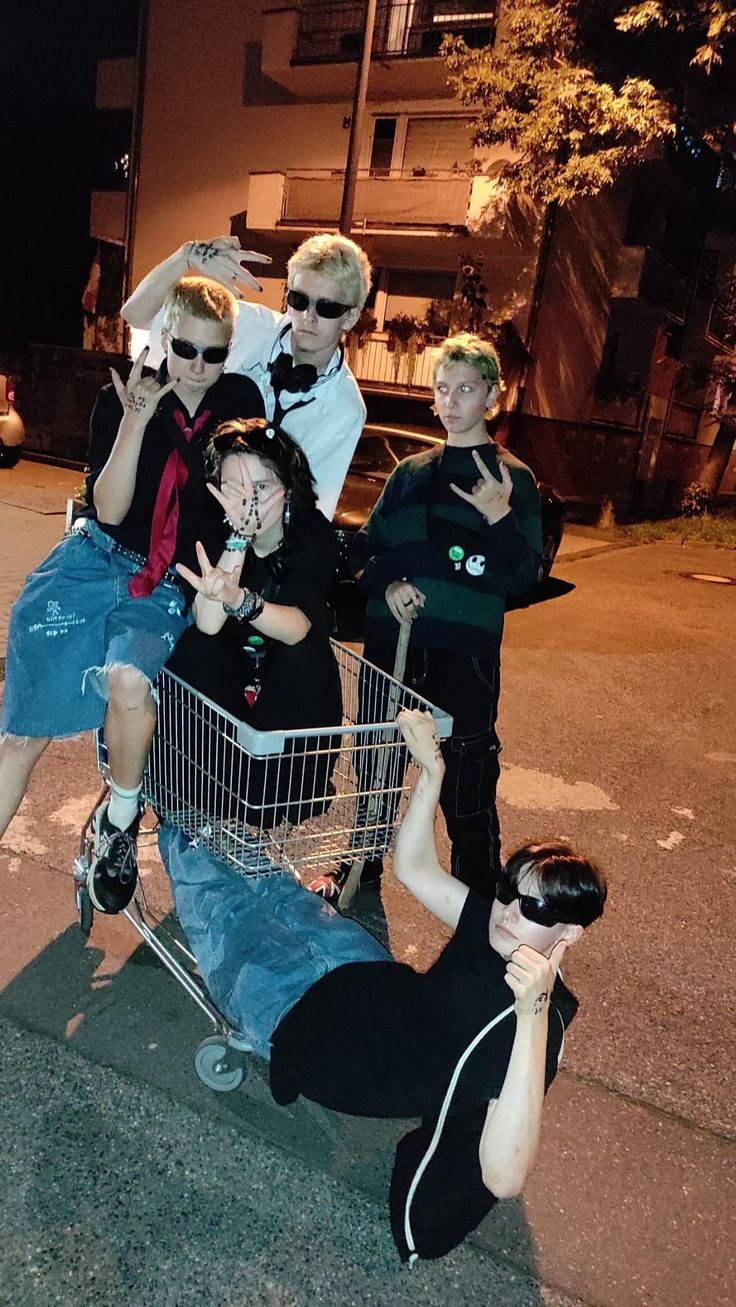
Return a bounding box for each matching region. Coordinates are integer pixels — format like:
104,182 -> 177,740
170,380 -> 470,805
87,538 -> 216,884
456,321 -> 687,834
287,233 -> 372,310
503,840 -> 607,928
433,332 -> 501,388
162,276 -> 237,337
205,417 -> 317,518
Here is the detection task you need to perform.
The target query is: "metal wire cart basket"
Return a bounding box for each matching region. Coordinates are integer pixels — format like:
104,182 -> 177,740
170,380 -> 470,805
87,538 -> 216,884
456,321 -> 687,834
74,641 -> 452,1092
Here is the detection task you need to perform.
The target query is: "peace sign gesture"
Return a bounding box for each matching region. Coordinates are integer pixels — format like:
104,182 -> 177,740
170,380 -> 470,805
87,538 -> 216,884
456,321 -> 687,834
110,347 -> 178,427
176,541 -> 245,608
450,450 -> 513,525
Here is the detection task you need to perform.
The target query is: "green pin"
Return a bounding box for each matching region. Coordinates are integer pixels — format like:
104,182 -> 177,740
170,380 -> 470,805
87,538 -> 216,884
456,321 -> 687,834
449,545 -> 465,562
247,635 -> 265,648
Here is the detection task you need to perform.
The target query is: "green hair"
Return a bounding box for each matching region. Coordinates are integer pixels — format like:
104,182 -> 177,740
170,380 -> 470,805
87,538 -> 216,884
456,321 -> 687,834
433,332 -> 501,387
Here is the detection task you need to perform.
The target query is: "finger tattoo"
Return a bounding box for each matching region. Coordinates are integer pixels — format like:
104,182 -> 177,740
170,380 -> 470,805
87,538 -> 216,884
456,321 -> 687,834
190,241 -> 218,265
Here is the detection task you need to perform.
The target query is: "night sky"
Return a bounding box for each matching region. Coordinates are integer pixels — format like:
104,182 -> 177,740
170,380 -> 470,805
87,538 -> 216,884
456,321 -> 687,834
2,0 -> 138,349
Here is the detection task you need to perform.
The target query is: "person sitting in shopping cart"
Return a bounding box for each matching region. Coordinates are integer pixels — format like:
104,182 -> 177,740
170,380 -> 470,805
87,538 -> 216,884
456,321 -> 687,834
316,332 -> 543,901
0,274 -> 264,914
167,416 -> 342,821
159,708 -> 606,1262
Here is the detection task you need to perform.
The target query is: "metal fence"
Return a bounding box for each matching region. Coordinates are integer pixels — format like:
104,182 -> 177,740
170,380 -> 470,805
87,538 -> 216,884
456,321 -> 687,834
295,0 -> 496,63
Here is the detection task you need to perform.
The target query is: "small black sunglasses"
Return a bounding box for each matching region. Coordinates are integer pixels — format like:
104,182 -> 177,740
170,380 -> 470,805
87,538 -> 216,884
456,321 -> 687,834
494,872 -> 560,928
286,288 -> 354,319
169,335 -> 230,364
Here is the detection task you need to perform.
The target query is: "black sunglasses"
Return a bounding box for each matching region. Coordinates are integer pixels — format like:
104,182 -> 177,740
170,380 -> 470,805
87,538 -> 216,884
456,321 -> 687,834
168,335 -> 230,364
286,288 -> 354,319
494,872 -> 560,928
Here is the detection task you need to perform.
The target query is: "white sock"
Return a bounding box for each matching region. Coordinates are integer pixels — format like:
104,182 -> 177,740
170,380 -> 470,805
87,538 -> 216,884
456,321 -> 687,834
107,780 -> 142,831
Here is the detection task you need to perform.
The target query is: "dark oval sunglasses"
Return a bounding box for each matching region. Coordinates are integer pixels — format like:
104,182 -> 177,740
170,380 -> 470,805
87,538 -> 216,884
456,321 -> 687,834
169,335 -> 230,364
286,288 -> 354,319
494,872 -> 561,928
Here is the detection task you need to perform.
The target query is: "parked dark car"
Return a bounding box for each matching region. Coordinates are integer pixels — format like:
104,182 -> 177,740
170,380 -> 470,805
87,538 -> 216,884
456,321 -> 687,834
331,424 -> 567,632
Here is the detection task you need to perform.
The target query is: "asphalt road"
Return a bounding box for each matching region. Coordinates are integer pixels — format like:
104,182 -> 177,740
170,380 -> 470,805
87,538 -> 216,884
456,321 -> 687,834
1,473 -> 735,1307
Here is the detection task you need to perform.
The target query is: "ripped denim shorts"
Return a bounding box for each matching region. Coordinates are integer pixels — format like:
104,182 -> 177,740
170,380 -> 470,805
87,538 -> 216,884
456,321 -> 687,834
0,519 -> 191,740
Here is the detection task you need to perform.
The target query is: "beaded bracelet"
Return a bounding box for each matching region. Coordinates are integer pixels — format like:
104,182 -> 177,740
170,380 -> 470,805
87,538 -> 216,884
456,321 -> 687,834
223,587 -> 265,623
225,534 -> 250,552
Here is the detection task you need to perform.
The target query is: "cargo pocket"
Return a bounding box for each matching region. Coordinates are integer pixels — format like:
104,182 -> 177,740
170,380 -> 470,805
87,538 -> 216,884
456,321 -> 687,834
449,730 -> 500,818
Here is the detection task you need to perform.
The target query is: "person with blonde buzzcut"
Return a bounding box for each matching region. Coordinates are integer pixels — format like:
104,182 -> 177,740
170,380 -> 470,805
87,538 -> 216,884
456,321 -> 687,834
123,233 -> 373,520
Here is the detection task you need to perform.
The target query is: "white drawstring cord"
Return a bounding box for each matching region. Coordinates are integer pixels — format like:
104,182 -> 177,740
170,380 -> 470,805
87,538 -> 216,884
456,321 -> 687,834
403,1003 -> 515,1265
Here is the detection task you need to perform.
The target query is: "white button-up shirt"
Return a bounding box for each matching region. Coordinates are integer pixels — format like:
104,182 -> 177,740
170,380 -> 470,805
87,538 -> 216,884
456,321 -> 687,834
149,301 -> 366,520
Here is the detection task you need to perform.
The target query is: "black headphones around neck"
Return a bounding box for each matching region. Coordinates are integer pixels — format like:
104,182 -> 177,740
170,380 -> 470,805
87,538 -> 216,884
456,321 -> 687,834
267,323 -> 344,397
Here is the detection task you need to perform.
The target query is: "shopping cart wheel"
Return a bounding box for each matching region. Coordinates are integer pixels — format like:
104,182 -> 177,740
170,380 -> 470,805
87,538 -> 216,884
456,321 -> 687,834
194,1036 -> 247,1093
76,884 -> 94,937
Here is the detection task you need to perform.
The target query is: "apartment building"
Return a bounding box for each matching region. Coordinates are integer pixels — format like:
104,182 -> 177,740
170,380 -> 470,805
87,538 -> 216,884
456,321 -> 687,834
90,0 -> 736,507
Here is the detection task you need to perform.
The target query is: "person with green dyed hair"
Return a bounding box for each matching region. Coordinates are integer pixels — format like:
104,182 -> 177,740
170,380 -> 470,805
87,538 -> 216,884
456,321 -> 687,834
433,331 -> 502,389
312,332 -> 543,902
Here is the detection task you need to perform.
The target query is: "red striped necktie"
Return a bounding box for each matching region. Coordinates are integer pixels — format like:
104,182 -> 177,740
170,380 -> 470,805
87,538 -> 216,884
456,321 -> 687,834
128,407 -> 212,598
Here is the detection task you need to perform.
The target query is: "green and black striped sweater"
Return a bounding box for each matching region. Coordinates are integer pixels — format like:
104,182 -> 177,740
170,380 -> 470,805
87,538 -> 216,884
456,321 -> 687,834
350,442 -> 542,657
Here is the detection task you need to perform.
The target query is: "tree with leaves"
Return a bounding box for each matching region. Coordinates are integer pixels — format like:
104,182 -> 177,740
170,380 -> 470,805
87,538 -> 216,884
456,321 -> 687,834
443,1 -> 736,499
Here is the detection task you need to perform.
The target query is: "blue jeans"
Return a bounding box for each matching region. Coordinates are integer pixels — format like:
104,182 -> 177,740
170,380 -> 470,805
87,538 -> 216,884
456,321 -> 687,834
159,825 -> 391,1060
1,520 -> 190,738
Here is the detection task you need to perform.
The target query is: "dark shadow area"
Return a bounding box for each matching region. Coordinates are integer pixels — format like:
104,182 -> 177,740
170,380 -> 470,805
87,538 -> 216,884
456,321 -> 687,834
507,576 -> 576,610
0,905 -> 550,1297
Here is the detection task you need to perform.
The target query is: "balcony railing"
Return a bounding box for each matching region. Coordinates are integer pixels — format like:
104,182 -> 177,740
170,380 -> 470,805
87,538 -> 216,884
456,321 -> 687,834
294,0 -> 495,64
348,333 -> 441,391
282,169 -> 473,226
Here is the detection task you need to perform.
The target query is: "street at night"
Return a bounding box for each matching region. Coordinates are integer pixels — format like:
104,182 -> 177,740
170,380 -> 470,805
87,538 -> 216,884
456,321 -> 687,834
0,466 -> 733,1306
4,2 -> 736,1301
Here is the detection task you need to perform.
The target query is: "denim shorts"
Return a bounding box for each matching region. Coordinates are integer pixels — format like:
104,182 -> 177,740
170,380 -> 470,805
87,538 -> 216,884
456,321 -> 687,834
0,519 -> 191,739
159,824 -> 391,1060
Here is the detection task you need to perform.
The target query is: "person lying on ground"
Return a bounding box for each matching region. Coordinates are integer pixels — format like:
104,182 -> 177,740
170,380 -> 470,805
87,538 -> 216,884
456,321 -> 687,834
159,708 -> 606,1261
122,233 -> 373,519
0,276 -> 263,912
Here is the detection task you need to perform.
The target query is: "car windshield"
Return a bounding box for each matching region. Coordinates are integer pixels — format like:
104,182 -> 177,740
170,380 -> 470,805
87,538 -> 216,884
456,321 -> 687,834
349,432 -> 434,479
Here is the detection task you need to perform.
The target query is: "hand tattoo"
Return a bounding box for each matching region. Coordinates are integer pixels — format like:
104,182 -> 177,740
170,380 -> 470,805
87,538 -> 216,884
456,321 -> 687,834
190,241 -> 217,266
123,394 -> 148,414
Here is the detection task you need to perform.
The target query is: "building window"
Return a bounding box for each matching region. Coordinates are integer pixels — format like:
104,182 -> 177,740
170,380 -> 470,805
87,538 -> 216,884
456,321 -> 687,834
401,115 -> 473,175
370,117 -> 398,175
383,269 -> 456,323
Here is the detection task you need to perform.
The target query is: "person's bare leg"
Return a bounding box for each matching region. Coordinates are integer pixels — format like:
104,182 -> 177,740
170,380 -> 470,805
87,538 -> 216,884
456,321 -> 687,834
103,663 -> 156,796
0,734 -> 50,840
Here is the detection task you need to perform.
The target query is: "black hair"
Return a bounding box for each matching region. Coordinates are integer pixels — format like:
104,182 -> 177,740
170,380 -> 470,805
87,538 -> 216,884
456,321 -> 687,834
503,840 -> 607,928
204,417 -> 317,517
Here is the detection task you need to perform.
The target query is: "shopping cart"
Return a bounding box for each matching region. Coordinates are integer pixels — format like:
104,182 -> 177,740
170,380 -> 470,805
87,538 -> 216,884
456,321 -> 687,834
73,639 -> 452,1091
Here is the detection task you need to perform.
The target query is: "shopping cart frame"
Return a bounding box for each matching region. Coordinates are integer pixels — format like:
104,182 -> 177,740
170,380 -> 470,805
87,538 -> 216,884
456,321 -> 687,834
73,640 -> 452,1091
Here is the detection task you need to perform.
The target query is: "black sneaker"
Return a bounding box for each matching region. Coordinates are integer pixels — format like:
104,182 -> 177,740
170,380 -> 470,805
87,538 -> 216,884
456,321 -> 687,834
87,802 -> 140,914
355,858 -> 383,891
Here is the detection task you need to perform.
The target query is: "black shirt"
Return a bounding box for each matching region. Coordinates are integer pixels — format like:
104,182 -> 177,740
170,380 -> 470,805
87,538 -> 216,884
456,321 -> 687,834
270,892 -> 578,1261
85,366 -> 264,575
270,891 -> 576,1119
222,506 -> 338,642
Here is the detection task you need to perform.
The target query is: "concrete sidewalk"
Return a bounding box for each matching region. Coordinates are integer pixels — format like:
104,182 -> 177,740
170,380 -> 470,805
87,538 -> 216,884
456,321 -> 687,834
0,459 -> 734,1306
0,459 -> 80,658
